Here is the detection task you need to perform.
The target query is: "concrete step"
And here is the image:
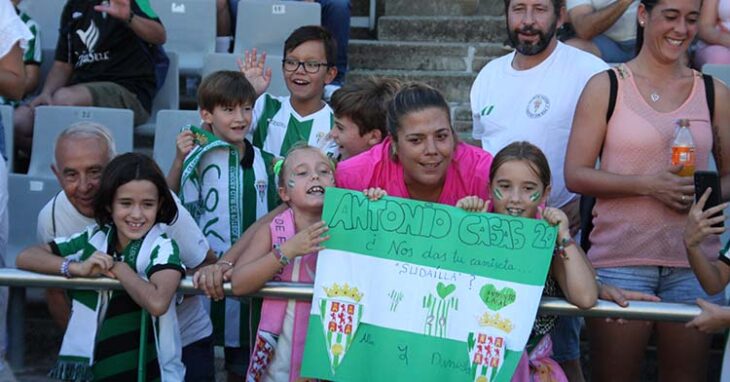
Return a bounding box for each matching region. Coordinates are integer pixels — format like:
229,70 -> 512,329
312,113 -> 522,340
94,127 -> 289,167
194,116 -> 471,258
346,69 -> 477,103
385,0 -> 505,16
349,40 -> 507,72
377,16 -> 507,43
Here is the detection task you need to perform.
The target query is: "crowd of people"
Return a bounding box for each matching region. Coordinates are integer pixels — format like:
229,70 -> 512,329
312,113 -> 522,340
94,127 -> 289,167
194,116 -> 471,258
2,0 -> 730,380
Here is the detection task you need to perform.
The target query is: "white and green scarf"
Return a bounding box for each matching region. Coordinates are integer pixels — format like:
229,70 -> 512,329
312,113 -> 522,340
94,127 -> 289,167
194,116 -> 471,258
179,125 -> 277,347
49,224 -> 184,381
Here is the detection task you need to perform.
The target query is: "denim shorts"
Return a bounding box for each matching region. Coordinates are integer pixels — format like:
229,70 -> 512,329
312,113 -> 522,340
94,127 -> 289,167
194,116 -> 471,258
550,316 -> 583,362
592,35 -> 636,63
596,266 -> 726,305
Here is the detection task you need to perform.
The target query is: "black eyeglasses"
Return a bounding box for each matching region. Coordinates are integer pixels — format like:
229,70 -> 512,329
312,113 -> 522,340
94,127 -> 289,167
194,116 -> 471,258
281,58 -> 331,73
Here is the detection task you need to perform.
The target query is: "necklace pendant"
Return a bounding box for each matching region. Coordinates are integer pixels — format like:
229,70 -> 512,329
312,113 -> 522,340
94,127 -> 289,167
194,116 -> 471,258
650,91 -> 660,103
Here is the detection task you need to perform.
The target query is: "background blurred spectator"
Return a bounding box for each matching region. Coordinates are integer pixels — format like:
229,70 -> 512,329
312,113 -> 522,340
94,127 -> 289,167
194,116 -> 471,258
694,0 -> 730,68
12,0 -> 165,170
565,0 -> 638,62
0,0 -> 40,107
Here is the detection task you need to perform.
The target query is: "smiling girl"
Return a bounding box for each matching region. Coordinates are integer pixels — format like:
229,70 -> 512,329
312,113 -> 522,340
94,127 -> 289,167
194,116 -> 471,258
230,144 -> 334,382
456,141 -> 598,381
18,153 -> 185,381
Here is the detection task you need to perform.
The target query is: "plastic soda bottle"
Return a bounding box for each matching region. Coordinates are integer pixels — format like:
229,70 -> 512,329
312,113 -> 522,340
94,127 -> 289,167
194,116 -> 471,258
671,118 -> 695,177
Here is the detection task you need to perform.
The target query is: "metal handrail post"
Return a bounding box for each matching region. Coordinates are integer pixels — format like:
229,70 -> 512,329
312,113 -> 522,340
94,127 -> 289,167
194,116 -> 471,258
7,287 -> 25,369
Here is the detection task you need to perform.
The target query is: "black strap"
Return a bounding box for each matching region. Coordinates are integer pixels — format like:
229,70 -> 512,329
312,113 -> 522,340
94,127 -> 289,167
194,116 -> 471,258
702,73 -> 715,125
51,192 -> 59,238
584,69 -> 617,252
606,69 -> 618,123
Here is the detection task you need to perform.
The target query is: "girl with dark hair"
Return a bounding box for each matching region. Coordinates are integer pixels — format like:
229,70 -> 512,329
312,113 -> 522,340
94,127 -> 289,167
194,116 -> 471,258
456,141 -> 598,381
336,82 -> 494,205
17,152 -> 186,381
566,0 -> 730,377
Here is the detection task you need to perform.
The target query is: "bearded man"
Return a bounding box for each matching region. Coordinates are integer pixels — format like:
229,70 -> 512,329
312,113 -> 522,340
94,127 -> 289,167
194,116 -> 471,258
469,0 -> 607,379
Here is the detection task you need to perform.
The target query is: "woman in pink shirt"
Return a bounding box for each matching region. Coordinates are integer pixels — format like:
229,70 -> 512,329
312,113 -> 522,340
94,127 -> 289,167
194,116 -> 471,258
336,82 -> 494,206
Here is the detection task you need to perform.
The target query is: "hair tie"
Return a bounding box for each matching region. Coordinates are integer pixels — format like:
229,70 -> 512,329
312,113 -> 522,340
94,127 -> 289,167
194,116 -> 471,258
273,157 -> 285,176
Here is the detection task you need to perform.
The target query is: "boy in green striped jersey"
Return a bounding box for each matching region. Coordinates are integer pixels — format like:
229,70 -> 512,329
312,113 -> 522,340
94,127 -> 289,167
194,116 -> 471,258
168,70 -> 278,381
243,25 -> 339,159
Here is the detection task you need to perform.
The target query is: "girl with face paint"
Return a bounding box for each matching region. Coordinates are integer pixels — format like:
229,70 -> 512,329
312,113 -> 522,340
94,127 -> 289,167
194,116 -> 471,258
456,142 -> 598,381
229,144 -> 336,381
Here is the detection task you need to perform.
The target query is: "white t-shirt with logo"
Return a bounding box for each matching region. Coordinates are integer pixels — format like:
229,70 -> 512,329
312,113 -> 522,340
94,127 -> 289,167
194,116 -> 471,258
470,42 -> 608,208
37,191 -> 213,347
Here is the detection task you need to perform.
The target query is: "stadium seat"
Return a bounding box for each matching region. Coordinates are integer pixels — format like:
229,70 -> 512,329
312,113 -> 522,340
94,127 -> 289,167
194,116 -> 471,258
27,106 -> 133,178
155,0 -> 216,75
6,174 -> 61,267
16,0 -> 65,50
134,51 -> 181,150
233,0 -> 321,55
0,105 -> 12,170
202,52 -> 288,97
153,110 -> 200,175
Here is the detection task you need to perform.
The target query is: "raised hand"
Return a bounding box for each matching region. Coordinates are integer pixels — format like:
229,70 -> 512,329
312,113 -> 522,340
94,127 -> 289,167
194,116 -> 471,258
684,187 -> 728,249
237,48 -> 271,96
93,0 -> 132,21
280,221 -> 330,259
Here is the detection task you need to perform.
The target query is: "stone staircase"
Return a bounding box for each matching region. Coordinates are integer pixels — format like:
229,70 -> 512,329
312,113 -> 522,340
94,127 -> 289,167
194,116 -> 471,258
347,0 -> 511,142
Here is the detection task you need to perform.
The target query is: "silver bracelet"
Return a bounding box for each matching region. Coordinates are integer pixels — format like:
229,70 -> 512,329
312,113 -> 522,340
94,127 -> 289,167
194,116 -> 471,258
217,260 -> 234,268
272,243 -> 290,267
60,258 -> 74,278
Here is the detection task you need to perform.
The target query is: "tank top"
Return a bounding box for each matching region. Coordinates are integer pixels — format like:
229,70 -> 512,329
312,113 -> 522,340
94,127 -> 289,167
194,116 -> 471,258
588,64 -> 721,268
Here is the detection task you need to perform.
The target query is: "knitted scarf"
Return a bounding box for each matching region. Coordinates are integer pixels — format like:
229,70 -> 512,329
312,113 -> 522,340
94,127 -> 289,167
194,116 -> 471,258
246,208 -> 318,382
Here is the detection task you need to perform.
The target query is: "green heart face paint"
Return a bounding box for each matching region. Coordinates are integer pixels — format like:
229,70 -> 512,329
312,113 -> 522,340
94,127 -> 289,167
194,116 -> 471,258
493,188 -> 504,200
529,191 -> 541,202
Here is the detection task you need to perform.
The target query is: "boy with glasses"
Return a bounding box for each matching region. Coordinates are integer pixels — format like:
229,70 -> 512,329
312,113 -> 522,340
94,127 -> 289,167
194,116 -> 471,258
242,25 -> 339,159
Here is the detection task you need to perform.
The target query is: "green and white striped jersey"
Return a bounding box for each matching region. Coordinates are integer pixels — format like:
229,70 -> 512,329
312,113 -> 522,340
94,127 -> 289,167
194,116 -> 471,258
249,93 -> 338,158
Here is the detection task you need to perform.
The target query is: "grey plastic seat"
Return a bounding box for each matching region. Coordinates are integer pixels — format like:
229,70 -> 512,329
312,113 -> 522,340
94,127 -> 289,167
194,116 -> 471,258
7,174 -> 61,267
28,106 -> 133,178
233,0 -> 321,55
153,110 -> 200,175
134,51 -> 181,150
0,105 -> 12,170
202,53 -> 288,97
156,0 -> 216,75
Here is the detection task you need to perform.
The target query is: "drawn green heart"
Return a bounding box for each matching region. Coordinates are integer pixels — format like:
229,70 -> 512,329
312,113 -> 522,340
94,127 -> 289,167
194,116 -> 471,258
436,282 -> 456,299
479,284 -> 516,311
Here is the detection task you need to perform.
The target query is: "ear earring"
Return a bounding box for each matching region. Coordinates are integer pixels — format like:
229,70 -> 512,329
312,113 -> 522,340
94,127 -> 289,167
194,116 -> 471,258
639,21 -> 645,26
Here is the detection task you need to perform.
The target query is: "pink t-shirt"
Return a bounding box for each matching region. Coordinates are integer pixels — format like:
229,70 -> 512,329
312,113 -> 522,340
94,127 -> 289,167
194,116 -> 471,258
336,138 -> 494,206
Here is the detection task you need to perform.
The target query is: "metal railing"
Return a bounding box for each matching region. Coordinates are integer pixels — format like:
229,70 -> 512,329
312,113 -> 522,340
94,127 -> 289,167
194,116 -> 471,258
0,269 -> 704,369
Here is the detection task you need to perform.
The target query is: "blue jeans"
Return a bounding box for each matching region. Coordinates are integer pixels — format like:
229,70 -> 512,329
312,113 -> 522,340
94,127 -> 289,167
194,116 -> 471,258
229,0 -> 350,84
0,114 -> 6,161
